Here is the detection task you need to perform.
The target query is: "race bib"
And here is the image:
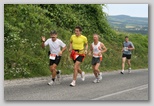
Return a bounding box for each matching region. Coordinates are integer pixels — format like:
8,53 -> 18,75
75,55 -> 79,59
49,54 -> 56,60
124,47 -> 128,51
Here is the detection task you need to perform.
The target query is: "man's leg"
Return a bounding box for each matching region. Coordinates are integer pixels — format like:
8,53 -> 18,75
92,63 -> 101,83
95,63 -> 102,80
77,67 -> 82,74
70,61 -> 81,87
127,59 -> 131,73
48,64 -> 57,85
94,63 -> 100,74
73,61 -> 81,80
92,65 -> 98,78
121,57 -> 126,74
50,64 -> 57,81
127,59 -> 131,67
77,56 -> 85,78
77,66 -> 85,81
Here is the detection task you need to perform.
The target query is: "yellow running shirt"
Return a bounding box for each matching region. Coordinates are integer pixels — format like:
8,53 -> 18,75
70,35 -> 88,50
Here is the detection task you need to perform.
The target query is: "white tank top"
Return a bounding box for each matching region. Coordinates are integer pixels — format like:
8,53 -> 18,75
92,42 -> 102,58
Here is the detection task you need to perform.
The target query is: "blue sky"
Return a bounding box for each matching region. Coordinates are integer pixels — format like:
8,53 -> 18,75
103,4 -> 148,18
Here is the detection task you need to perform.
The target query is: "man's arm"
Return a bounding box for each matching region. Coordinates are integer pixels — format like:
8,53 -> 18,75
100,43 -> 107,53
62,46 -> 67,53
59,46 -> 67,56
41,36 -> 46,48
69,35 -> 73,52
128,47 -> 135,51
128,42 -> 135,51
42,42 -> 45,48
69,42 -> 73,52
84,43 -> 88,54
88,44 -> 93,56
84,37 -> 88,54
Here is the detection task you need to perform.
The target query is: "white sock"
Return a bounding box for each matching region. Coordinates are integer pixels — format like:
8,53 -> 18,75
72,80 -> 76,83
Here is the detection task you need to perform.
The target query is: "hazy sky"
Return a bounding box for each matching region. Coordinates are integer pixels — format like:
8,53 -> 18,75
103,4 -> 148,18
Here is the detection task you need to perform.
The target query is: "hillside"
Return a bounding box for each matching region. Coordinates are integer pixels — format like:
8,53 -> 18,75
4,5 -> 148,80
107,15 -> 148,35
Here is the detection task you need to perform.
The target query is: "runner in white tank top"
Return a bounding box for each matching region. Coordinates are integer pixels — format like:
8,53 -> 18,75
89,34 -> 107,83
92,41 -> 102,59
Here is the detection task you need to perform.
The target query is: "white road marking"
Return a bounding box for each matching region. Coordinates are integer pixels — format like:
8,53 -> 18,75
137,85 -> 148,90
91,84 -> 148,100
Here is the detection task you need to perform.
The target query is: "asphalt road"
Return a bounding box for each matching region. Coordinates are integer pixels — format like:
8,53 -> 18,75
4,69 -> 148,100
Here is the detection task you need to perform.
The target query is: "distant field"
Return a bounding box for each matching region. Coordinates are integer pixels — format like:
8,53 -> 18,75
125,25 -> 136,28
111,22 -> 121,24
107,15 -> 148,35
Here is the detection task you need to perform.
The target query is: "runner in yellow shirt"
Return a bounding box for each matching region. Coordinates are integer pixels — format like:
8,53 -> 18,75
69,26 -> 88,87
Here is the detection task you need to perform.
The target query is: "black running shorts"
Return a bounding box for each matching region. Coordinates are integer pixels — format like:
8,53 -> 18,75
92,57 -> 101,65
49,56 -> 61,66
122,54 -> 131,59
73,55 -> 84,63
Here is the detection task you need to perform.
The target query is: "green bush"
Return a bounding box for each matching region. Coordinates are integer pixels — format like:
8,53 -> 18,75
4,4 -> 148,80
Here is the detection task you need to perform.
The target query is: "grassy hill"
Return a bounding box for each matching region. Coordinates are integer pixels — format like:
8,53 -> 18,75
4,5 -> 148,80
107,15 -> 148,35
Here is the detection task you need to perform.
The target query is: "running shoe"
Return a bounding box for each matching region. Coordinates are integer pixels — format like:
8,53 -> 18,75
128,67 -> 131,73
70,81 -> 76,87
57,70 -> 61,79
120,71 -> 124,74
81,71 -> 85,81
93,78 -> 100,83
48,80 -> 54,86
98,72 -> 102,80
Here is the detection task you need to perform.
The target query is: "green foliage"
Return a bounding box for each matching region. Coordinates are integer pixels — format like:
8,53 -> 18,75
4,4 -> 148,80
4,4 -> 52,79
39,4 -> 110,35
